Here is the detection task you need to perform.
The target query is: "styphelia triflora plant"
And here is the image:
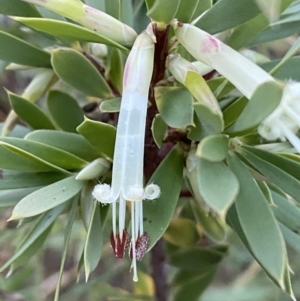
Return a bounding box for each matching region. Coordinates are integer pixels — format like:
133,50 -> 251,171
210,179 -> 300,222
0,0 -> 300,300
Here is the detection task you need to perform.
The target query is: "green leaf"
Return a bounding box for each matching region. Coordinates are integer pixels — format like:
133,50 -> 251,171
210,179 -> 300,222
54,195 -> 78,301
227,152 -> 287,287
240,147 -> 300,202
196,134 -> 229,162
192,201 -> 226,242
47,90 -> 84,133
0,170 -> 66,190
243,146 -> 300,182
169,246 -> 227,272
8,92 -> 55,130
26,130 -> 100,161
226,0 -> 293,49
84,201 -> 103,281
80,182 -> 95,230
0,141 -> 68,173
147,0 -> 181,24
9,176 -> 84,220
0,137 -> 87,170
261,56 -> 300,82
0,202 -> 67,272
164,218 -> 200,247
144,144 -> 184,250
279,223 -> 300,253
175,0 -> 200,23
51,48 -> 113,98
0,30 -> 51,67
155,86 -> 194,128
100,98 -> 121,113
107,48 -> 124,94
10,227 -> 52,272
193,103 -> 224,138
105,0 -> 121,19
191,0 -> 212,20
195,0 -> 261,34
151,114 -> 167,149
272,191 -> 300,233
0,0 -> 40,16
223,96 -> 248,129
13,17 -> 128,51
0,187 -> 42,207
227,81 -> 283,135
77,118 -> 116,159
197,159 -> 239,217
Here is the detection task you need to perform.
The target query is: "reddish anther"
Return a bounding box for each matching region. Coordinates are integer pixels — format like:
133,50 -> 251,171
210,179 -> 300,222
129,232 -> 149,261
110,229 -> 129,258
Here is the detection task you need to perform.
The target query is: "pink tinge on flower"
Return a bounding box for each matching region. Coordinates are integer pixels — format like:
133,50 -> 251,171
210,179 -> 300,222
200,34 -> 220,54
110,229 -> 130,259
129,232 -> 149,261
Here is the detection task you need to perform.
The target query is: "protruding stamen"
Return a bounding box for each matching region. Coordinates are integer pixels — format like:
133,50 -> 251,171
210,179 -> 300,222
110,229 -> 129,258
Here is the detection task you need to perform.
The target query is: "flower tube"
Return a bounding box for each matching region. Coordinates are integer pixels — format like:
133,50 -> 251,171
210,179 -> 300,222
19,0 -> 137,46
92,27 -> 160,281
172,20 -> 300,152
171,20 -> 275,99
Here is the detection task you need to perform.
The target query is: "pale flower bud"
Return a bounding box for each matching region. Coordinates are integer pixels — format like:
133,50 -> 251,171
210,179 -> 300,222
19,0 -> 137,46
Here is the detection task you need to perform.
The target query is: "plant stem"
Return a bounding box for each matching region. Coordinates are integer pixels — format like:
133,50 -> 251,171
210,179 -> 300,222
151,239 -> 168,301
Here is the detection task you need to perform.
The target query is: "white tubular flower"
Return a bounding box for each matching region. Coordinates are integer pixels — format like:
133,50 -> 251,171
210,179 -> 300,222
171,20 -> 275,99
258,82 -> 300,153
92,26 -> 160,282
19,0 -> 137,46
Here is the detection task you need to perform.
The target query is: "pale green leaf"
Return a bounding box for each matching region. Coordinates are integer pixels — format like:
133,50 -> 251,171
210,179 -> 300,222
196,134 -> 229,162
197,158 -> 239,217
51,48 -> 113,99
144,144 -> 184,250
77,118 -> 116,159
151,114 -> 167,149
155,86 -> 194,128
84,201 -> 103,281
47,90 -> 84,133
10,176 -> 84,220
227,152 -> 287,287
0,30 -> 51,67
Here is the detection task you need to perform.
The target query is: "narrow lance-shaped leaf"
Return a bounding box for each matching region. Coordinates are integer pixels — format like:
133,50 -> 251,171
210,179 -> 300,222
144,144 -> 184,250
0,30 -> 51,67
54,195 -> 78,301
8,92 -> 56,130
0,170 -> 66,190
9,176 -> 85,220
0,0 -> 41,17
0,202 -> 68,272
227,151 -> 288,290
0,137 -> 87,170
0,141 -> 69,173
13,17 -> 129,51
84,201 -> 103,281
